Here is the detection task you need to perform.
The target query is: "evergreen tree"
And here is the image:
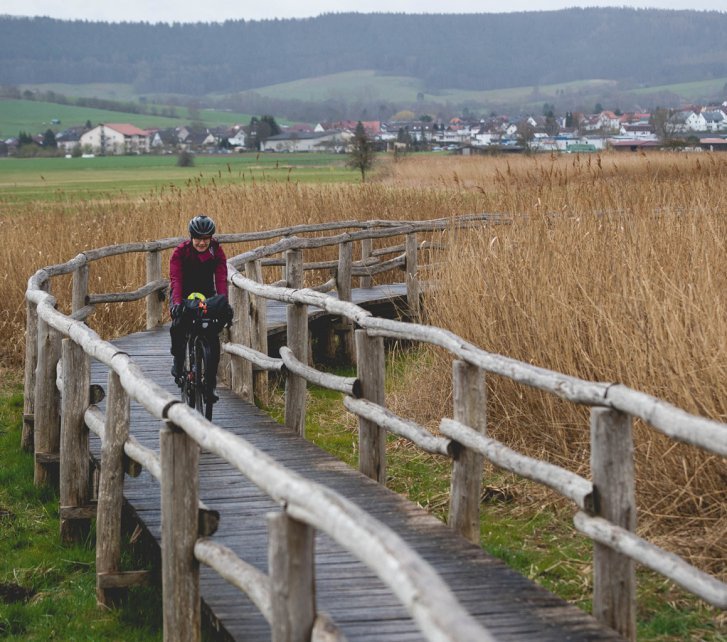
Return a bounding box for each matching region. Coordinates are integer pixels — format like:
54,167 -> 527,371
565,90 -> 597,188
42,128 -> 57,148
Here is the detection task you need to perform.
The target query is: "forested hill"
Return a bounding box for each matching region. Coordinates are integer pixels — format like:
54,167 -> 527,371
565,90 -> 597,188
1,10 -> 727,95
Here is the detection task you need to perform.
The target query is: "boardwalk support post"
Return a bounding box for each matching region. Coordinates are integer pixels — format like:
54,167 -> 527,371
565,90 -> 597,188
448,360 -> 486,544
268,511 -> 316,642
336,241 -> 355,363
229,285 -> 253,401
355,329 -> 386,483
360,237 -> 373,289
96,370 -> 129,606
161,420 -> 201,642
285,249 -> 308,437
146,249 -> 163,329
405,233 -> 420,321
34,314 -> 62,487
60,338 -> 91,543
591,407 -> 637,641
22,294 -> 42,452
72,262 -> 89,315
246,259 -> 269,403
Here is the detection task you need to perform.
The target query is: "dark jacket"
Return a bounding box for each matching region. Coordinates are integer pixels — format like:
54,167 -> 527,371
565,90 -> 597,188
169,239 -> 228,305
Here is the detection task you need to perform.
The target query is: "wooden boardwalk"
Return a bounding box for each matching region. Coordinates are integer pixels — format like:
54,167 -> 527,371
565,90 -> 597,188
89,285 -> 622,642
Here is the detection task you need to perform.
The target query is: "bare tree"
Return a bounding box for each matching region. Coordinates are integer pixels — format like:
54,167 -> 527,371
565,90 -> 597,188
347,121 -> 375,182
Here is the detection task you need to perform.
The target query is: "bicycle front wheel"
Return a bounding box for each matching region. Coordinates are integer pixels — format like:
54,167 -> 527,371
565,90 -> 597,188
194,338 -> 213,420
181,340 -> 195,408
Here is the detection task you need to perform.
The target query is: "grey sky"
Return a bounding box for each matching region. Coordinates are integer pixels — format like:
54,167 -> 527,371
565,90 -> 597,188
2,0 -> 725,23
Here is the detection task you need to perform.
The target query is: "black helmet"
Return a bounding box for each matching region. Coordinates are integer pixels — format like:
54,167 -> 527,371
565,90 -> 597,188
189,214 -> 216,238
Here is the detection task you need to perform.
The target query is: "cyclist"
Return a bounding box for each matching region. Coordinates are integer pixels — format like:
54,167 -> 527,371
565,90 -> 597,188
169,214 -> 229,400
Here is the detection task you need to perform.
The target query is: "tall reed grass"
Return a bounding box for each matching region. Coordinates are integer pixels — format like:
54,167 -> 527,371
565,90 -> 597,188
3,151 -> 725,575
386,152 -> 727,575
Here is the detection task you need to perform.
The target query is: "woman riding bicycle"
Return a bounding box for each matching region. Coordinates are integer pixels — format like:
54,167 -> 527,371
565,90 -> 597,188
169,214 -> 229,400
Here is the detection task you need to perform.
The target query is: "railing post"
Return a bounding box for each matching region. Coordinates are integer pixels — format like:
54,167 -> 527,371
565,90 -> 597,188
229,285 -> 253,401
285,249 -> 308,437
590,407 -> 636,641
355,329 -> 386,483
59,339 -> 91,543
360,237 -> 373,289
146,249 -> 163,329
72,262 -> 89,315
405,233 -> 420,322
96,370 -> 130,607
34,314 -> 62,487
22,296 -> 41,452
336,241 -> 355,364
160,420 -> 200,642
246,259 -> 269,403
448,360 -> 486,544
268,511 -> 316,642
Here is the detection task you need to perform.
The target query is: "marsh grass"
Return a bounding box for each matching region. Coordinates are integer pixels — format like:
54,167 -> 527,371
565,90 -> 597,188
0,378 -> 166,640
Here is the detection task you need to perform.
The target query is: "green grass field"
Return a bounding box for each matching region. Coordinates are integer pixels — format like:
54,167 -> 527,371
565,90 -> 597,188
0,99 -> 263,141
0,152 -> 355,207
251,69 -> 620,107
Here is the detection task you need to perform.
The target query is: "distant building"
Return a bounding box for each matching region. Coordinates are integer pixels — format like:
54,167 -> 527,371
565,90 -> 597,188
79,123 -> 150,155
260,130 -> 353,153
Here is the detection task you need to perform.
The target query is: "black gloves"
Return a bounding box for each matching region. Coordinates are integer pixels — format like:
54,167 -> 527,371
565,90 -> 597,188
170,303 -> 183,319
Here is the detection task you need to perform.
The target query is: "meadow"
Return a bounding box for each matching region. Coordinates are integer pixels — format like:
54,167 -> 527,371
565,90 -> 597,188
0,152 -> 352,206
0,98 -> 263,142
1,151 -> 725,639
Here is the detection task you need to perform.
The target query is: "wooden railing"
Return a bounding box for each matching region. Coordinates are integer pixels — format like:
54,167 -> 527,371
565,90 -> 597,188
23,214 -> 726,642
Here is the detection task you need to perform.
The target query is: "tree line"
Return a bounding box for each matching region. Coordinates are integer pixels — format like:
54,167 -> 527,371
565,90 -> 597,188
2,10 -> 727,97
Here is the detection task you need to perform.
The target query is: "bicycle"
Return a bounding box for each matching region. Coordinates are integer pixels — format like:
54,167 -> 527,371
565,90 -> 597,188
178,296 -> 221,421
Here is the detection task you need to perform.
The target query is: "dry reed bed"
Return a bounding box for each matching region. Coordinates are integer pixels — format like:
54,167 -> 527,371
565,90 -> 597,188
386,152 -> 726,575
1,182 -> 480,367
3,153 -> 725,576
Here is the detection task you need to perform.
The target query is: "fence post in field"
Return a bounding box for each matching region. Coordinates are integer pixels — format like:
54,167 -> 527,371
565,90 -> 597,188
22,296 -> 41,452
448,360 -> 486,544
146,249 -> 163,329
285,249 -> 308,437
95,370 -> 129,606
337,241 -> 355,363
229,284 -> 253,401
161,420 -> 200,642
246,259 -> 269,403
34,314 -> 62,487
72,262 -> 89,315
590,407 -> 636,641
360,237 -> 373,289
268,511 -> 316,642
405,233 -> 420,322
59,338 -> 91,543
355,329 -> 386,483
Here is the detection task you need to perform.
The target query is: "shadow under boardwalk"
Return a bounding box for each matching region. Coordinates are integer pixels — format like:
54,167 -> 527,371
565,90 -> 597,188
89,285 -> 622,642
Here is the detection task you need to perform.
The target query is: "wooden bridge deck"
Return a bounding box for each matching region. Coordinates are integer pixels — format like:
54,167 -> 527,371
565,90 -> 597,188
89,284 -> 622,641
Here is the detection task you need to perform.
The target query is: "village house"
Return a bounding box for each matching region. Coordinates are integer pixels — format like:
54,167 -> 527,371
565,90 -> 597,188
79,123 -> 150,155
701,109 -> 727,132
260,130 -> 353,153
668,110 -> 707,133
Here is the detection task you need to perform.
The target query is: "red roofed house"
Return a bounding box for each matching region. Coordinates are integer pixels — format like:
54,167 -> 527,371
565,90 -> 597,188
79,123 -> 151,155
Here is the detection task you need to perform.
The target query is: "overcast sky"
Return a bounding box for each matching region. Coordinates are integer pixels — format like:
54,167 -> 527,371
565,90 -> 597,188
2,0 -> 725,23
